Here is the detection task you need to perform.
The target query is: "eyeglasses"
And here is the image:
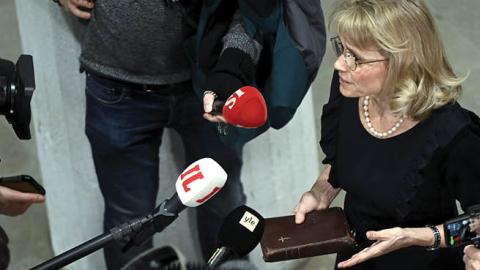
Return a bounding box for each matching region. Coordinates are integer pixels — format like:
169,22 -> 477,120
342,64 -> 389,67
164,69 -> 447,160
330,36 -> 387,71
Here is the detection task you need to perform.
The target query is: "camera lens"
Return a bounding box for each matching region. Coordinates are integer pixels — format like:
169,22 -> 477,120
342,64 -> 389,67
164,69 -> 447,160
0,55 -> 35,140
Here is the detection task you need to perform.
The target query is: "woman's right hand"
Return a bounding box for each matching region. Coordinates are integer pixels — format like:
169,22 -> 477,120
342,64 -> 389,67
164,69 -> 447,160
294,164 -> 339,224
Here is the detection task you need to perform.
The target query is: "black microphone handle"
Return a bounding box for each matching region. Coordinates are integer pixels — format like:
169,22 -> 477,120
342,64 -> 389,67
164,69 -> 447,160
122,194 -> 187,252
211,100 -> 225,116
30,233 -> 113,270
30,213 -> 153,270
29,195 -> 186,270
162,193 -> 187,214
206,246 -> 234,270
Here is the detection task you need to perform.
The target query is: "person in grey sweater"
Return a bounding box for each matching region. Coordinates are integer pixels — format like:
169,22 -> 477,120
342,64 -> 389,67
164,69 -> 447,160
56,0 -> 260,269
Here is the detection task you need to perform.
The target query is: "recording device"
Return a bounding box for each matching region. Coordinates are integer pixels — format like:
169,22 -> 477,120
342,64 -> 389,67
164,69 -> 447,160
0,55 -> 35,140
222,86 -> 267,128
211,86 -> 267,131
122,157 -> 228,250
0,175 -> 45,195
0,55 -> 40,197
444,204 -> 480,248
31,158 -> 228,270
207,205 -> 265,270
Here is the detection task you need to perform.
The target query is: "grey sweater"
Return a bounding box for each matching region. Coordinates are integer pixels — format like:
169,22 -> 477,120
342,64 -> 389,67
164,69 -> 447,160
80,0 -> 194,85
80,0 -> 260,87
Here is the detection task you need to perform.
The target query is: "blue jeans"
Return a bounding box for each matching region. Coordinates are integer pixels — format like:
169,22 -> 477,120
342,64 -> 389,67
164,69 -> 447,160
84,73 -> 246,270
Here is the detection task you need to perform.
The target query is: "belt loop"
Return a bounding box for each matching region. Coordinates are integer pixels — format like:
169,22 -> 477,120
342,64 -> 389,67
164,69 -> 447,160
142,84 -> 153,93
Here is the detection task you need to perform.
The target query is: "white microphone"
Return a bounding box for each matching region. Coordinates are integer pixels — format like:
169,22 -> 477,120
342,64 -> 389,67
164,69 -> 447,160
124,158 -> 228,249
175,157 -> 227,207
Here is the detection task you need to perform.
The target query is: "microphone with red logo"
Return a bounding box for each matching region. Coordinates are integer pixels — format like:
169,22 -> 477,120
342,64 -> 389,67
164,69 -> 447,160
123,157 -> 228,250
30,158 -> 227,270
206,205 -> 265,270
213,86 -> 267,132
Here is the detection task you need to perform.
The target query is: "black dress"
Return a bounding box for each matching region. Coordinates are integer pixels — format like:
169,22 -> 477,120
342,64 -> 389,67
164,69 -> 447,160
320,72 -> 480,270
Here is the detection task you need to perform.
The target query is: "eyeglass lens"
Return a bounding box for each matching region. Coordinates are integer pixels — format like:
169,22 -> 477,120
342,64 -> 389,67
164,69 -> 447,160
332,37 -> 356,70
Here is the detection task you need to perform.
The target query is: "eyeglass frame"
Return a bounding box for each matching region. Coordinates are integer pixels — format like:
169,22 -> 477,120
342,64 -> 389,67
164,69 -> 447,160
330,36 -> 388,71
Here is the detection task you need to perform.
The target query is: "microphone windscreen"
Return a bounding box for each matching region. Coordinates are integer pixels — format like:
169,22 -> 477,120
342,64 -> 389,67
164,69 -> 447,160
222,86 -> 267,128
176,158 -> 227,207
218,205 -> 265,256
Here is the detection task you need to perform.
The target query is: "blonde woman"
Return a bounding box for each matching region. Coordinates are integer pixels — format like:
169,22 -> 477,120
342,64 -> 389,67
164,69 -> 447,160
294,0 -> 480,269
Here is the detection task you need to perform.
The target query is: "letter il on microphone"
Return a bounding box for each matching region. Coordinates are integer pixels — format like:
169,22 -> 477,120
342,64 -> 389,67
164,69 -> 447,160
176,158 -> 227,207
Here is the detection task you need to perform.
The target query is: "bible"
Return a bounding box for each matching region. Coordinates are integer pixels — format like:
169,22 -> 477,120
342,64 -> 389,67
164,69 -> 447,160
260,207 -> 356,262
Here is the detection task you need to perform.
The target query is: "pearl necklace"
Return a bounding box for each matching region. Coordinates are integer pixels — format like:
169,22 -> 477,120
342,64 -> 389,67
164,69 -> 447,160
363,96 -> 405,138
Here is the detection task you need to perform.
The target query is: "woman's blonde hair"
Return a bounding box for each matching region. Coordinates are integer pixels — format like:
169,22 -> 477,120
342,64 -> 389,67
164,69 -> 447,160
330,0 -> 466,120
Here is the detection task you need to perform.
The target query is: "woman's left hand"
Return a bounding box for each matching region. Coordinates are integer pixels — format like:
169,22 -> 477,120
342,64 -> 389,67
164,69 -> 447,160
337,227 -> 418,268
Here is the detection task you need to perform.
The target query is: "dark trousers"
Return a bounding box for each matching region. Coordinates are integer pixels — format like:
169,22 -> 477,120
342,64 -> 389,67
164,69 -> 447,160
84,73 -> 246,270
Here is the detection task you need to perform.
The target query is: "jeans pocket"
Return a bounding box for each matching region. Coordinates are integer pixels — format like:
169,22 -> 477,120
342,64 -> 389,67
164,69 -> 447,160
86,74 -> 126,105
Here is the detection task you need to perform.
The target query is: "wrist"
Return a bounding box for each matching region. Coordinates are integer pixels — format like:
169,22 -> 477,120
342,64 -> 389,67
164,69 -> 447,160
424,225 -> 441,250
403,227 -> 437,248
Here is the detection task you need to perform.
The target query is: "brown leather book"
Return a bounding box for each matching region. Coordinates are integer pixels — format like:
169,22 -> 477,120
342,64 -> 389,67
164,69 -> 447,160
260,207 -> 356,262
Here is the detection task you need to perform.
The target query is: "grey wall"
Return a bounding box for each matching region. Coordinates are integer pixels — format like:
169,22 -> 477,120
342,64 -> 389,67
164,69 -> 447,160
2,0 -> 478,270
0,1 -> 53,270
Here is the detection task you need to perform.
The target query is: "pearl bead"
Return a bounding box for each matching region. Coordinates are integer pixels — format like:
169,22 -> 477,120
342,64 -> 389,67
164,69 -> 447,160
363,96 -> 405,138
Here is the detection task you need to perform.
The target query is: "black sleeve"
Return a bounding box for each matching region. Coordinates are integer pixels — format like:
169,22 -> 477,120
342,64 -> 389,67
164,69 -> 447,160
321,71 -> 343,188
204,48 -> 256,100
204,9 -> 260,100
320,71 -> 342,164
444,123 -> 480,211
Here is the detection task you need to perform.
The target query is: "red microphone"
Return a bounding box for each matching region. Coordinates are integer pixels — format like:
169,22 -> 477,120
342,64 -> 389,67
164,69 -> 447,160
222,86 -> 267,128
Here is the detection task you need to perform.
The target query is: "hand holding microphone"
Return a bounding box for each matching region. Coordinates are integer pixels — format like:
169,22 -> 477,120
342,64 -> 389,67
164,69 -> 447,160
463,213 -> 480,270
464,245 -> 480,270
203,86 -> 268,134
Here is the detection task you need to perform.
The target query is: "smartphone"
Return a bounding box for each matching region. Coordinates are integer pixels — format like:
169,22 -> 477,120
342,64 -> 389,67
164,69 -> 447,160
0,175 -> 45,195
444,213 -> 480,247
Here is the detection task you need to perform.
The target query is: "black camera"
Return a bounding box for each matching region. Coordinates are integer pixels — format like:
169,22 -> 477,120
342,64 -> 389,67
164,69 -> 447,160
0,55 -> 35,140
444,204 -> 480,248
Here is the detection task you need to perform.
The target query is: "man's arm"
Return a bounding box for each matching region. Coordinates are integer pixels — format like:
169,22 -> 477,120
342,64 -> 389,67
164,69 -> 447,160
203,10 -> 262,122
